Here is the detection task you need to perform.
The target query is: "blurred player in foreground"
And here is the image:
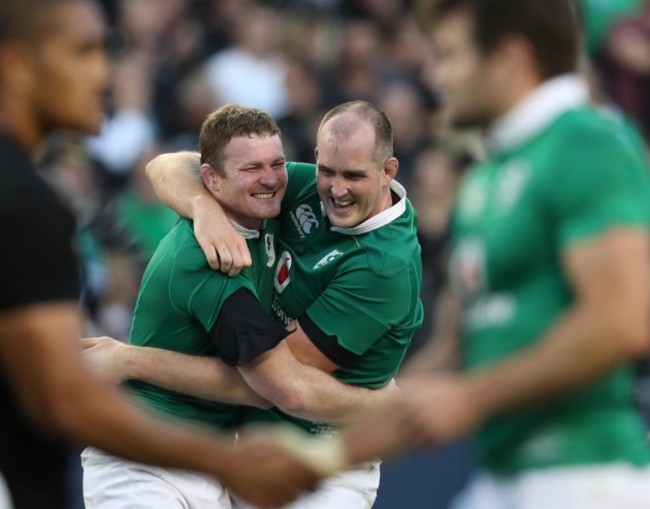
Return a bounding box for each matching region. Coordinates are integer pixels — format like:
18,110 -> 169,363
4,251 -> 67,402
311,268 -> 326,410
311,1 -> 650,508
0,1 -> 317,508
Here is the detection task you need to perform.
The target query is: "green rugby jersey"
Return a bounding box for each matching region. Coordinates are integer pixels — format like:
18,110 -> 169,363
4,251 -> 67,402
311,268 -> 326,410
243,162 -> 424,434
126,217 -> 279,433
450,75 -> 650,473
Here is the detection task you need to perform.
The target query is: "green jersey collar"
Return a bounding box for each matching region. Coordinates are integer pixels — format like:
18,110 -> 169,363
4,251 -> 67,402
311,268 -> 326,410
487,73 -> 589,154
228,219 -> 262,239
329,180 -> 407,235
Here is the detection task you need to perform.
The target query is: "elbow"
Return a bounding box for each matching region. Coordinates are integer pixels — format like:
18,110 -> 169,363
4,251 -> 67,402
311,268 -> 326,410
271,386 -> 309,416
144,155 -> 164,183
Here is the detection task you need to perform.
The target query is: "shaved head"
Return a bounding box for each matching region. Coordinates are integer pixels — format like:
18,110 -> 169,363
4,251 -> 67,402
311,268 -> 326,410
318,101 -> 393,164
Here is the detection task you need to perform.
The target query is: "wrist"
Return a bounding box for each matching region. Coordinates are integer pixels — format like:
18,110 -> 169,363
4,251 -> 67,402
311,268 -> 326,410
122,344 -> 139,381
190,193 -> 222,221
463,371 -> 498,422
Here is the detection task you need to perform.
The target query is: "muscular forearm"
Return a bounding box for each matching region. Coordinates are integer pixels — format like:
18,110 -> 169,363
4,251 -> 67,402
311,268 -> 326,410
145,151 -> 207,218
68,376 -> 240,472
240,343 -> 395,423
125,346 -> 270,408
144,150 -> 252,274
469,229 -> 650,419
0,303 -> 239,476
467,303 -> 645,419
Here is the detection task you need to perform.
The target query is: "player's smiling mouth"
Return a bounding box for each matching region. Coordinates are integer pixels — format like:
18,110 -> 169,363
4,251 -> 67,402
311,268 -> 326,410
331,198 -> 354,210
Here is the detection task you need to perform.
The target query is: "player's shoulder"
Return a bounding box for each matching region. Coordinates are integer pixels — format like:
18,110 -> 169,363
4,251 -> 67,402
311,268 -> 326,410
358,206 -> 421,278
548,106 -> 639,154
287,161 -> 316,173
161,219 -> 223,274
286,161 -> 317,185
284,161 -> 318,210
0,137 -> 48,213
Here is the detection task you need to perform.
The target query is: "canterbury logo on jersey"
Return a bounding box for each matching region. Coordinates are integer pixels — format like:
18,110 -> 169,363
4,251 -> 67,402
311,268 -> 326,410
289,204 -> 319,238
313,249 -> 343,270
274,251 -> 292,293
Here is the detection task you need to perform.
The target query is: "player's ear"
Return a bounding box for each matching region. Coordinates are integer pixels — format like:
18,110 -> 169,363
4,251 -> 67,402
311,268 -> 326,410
0,41 -> 36,94
383,156 -> 399,184
200,163 -> 220,192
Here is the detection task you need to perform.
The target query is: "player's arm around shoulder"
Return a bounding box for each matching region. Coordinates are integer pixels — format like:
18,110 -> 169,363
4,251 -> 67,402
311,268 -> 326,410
145,150 -> 252,275
237,322 -> 397,423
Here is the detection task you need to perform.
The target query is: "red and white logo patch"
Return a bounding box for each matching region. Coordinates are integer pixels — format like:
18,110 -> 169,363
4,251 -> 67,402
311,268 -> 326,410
274,251 -> 292,293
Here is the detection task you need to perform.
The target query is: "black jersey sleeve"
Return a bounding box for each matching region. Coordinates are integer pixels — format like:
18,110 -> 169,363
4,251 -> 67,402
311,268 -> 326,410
297,314 -> 362,368
208,288 -> 289,366
0,137 -> 80,311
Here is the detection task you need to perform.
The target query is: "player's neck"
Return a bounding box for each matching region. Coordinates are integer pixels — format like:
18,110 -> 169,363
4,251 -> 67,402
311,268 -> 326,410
0,99 -> 44,153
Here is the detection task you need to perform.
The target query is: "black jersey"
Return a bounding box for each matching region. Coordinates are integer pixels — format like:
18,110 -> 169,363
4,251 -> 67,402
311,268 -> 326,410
0,133 -> 80,509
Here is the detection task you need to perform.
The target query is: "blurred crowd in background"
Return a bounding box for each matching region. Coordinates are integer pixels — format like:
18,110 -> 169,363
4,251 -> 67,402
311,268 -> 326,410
39,0 -> 650,358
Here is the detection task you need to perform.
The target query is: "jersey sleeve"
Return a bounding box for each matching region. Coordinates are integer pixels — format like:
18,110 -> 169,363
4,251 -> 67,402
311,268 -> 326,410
0,161 -> 79,311
170,240 -> 256,333
542,121 -> 650,247
209,288 -> 288,365
304,260 -> 419,356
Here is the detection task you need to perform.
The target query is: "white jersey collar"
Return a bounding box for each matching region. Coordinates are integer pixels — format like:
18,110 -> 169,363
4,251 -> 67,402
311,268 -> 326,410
328,180 -> 407,235
228,219 -> 262,239
486,73 -> 589,154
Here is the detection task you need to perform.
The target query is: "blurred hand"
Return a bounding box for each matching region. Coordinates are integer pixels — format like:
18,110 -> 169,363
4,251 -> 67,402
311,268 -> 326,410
393,374 -> 483,446
193,196 -> 252,276
80,336 -> 130,386
221,432 -> 321,508
340,374 -> 483,465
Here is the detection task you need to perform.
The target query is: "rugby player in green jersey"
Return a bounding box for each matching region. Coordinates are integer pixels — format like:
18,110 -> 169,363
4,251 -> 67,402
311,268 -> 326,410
337,1 -> 650,508
81,104 -> 398,508
0,1 -> 316,508
88,100 -> 423,507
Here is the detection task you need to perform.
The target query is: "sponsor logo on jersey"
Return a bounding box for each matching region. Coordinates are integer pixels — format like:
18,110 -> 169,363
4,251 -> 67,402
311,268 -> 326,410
271,297 -> 295,326
289,204 -> 319,238
313,249 -> 343,270
264,233 -> 276,267
274,251 -> 292,293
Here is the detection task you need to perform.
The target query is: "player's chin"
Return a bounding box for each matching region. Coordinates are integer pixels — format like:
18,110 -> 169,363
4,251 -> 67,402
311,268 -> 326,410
252,202 -> 282,220
327,213 -> 359,229
69,113 -> 104,136
325,205 -> 359,228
